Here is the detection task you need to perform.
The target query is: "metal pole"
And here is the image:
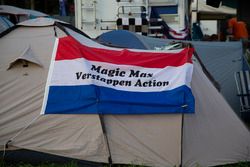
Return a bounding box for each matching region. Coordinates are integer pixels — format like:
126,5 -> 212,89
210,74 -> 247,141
30,0 -> 35,9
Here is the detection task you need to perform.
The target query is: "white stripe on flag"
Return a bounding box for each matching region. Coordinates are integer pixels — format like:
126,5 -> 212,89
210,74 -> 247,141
50,58 -> 193,92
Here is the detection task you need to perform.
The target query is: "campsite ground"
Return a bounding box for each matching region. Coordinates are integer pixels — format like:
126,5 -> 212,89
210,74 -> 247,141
1,161 -> 79,167
1,161 -> 250,167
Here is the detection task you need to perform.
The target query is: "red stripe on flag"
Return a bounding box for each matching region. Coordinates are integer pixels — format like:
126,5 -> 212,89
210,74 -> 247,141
55,36 -> 193,68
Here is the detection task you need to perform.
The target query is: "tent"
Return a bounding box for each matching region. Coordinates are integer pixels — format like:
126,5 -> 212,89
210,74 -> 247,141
0,18 -> 250,167
96,30 -> 247,114
0,5 -> 48,24
0,16 -> 13,33
96,30 -> 149,49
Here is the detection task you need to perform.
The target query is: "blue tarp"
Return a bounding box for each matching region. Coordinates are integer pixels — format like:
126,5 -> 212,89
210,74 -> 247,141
96,30 -> 149,49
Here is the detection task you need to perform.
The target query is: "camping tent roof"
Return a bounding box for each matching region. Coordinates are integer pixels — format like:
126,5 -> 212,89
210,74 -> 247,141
0,5 -> 29,15
0,5 -> 48,17
0,16 -> 13,33
96,30 -> 150,49
17,17 -> 64,26
24,9 -> 48,17
0,18 -> 250,167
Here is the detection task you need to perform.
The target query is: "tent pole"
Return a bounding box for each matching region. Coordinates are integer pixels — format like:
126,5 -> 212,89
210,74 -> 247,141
30,0 -> 35,10
99,114 -> 113,167
180,113 -> 184,167
53,26 -> 58,37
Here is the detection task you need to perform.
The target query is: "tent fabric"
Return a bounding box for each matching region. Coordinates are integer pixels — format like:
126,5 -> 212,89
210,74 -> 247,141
0,18 -> 250,167
66,28 -> 106,49
24,9 -> 48,17
96,30 -> 172,50
190,41 -> 243,114
0,23 -> 110,163
17,17 -> 65,27
95,30 -> 250,166
8,45 -> 43,69
96,30 -> 150,49
0,16 -> 13,33
0,5 -> 49,24
105,114 -> 182,166
0,5 -> 29,15
183,62 -> 250,166
0,5 -> 48,17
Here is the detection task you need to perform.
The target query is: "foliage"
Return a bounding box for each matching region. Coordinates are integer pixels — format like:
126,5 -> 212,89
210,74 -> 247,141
0,160 -> 250,167
0,161 -> 78,167
219,162 -> 250,167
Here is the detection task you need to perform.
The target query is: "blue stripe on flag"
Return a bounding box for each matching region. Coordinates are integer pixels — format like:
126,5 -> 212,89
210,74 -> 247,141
44,85 -> 194,114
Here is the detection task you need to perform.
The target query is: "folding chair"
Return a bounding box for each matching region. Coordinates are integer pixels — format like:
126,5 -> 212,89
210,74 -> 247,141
234,70 -> 250,113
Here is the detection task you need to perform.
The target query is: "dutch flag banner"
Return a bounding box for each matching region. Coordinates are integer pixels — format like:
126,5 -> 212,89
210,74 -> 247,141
41,36 -> 195,115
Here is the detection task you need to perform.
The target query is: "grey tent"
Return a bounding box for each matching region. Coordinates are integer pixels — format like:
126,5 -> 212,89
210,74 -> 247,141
0,5 -> 48,24
0,18 -> 250,167
0,16 -> 13,33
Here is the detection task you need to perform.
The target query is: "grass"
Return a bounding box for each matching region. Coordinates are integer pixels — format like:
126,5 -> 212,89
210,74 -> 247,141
0,161 -> 78,167
219,162 -> 250,167
0,160 -> 250,167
